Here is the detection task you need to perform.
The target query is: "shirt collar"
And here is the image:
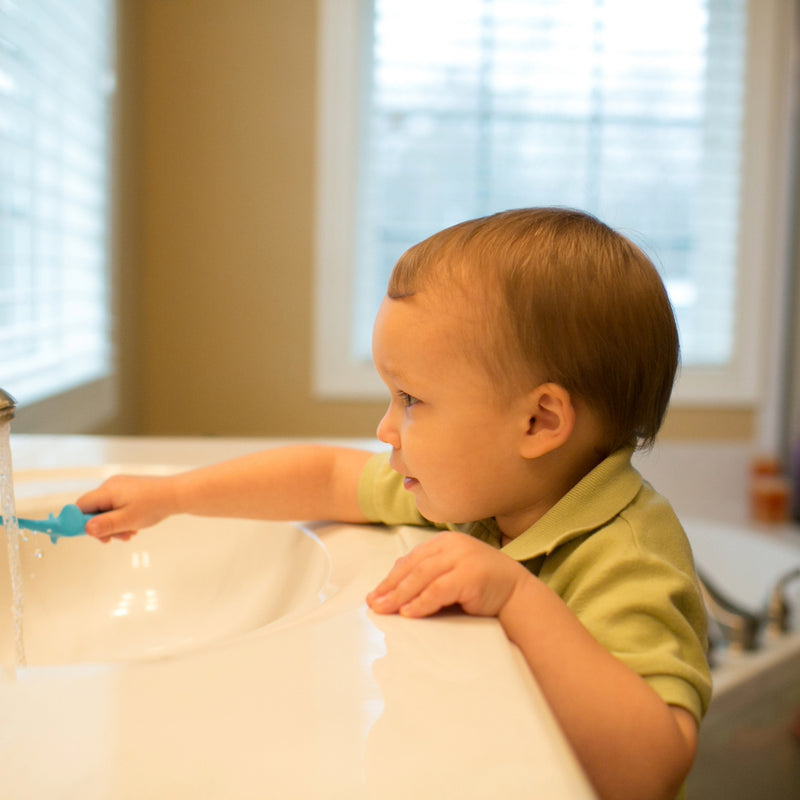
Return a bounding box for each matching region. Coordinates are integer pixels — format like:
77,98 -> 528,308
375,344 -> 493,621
500,446 -> 642,561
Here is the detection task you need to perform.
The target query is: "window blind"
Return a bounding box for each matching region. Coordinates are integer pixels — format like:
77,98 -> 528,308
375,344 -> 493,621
352,0 -> 747,368
0,0 -> 114,406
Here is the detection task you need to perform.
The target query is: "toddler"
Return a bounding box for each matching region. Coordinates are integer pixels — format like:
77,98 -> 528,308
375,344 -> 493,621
79,208 -> 711,800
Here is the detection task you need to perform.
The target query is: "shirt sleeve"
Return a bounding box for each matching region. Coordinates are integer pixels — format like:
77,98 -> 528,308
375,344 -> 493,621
540,511 -> 712,725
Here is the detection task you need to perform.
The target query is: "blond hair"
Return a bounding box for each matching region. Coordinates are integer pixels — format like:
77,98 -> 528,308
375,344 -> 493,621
387,208 -> 679,453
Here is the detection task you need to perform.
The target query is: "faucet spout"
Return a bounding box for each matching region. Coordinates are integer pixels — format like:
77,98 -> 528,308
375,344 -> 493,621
0,388 -> 16,423
766,567 -> 800,636
697,569 -> 761,653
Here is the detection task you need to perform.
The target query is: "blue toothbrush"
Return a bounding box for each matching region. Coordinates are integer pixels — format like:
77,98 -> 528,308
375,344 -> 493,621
0,504 -> 96,544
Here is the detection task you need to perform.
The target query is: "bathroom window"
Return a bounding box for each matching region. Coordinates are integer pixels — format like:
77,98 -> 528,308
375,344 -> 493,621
314,0 -> 795,404
0,0 -> 115,408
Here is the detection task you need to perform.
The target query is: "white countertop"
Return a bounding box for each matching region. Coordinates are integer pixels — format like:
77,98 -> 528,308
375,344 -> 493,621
1,434 -> 597,800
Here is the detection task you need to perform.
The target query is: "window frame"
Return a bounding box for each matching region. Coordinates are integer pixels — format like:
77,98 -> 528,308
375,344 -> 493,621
313,0 -> 796,409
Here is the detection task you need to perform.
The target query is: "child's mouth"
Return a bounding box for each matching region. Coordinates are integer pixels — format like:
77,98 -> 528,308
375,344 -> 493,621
403,477 -> 419,491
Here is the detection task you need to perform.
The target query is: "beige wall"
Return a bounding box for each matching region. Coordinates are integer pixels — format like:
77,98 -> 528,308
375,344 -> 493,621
130,0 -> 385,436
109,0 -> 755,440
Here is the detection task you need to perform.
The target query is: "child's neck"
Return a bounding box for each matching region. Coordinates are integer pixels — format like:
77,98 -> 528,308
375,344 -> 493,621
498,415 -> 606,543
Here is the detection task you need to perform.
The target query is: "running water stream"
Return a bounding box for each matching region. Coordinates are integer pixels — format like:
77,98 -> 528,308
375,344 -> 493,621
0,420 -> 25,673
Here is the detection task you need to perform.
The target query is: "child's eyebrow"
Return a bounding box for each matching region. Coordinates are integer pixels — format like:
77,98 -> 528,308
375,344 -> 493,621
377,364 -> 407,386
375,355 -> 420,392
373,354 -> 401,382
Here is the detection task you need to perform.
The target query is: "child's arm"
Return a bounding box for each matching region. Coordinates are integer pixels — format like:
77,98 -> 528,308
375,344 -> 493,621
367,531 -> 697,800
77,445 -> 374,540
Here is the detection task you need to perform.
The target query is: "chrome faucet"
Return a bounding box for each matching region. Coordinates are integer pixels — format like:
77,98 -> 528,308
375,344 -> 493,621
766,567 -> 800,636
698,565 -> 800,655
697,570 -> 760,653
0,388 -> 16,423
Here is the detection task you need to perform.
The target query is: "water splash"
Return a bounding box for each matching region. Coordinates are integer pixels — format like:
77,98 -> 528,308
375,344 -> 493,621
0,420 -> 25,671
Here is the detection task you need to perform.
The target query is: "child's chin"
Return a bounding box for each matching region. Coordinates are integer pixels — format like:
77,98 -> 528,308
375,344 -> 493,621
413,501 -> 458,526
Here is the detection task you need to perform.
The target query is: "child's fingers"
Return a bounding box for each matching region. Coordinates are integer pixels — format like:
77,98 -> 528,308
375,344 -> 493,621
395,572 -> 461,617
76,486 -> 133,540
75,485 -> 115,515
368,531 -> 527,619
77,475 -> 171,541
368,543 -> 455,614
369,542 -> 431,597
83,510 -> 138,541
369,552 -> 418,598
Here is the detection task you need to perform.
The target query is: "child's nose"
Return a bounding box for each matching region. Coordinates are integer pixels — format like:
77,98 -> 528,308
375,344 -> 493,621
376,405 -> 400,449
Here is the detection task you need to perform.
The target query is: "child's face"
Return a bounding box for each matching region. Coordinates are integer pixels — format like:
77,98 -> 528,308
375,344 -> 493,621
372,291 -> 538,534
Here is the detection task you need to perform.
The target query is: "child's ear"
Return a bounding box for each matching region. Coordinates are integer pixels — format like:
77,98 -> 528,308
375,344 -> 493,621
520,383 -> 576,458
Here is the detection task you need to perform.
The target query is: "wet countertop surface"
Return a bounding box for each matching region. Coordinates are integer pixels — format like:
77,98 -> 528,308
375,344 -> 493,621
2,435 -> 596,800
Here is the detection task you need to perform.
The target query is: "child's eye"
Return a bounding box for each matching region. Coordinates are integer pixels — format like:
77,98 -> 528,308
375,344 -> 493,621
397,391 -> 419,408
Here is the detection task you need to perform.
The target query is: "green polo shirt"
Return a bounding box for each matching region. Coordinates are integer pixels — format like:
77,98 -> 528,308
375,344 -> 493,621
358,447 -> 712,725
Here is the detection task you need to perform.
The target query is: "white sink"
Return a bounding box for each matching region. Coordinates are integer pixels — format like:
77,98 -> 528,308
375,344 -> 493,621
1,472 -> 332,666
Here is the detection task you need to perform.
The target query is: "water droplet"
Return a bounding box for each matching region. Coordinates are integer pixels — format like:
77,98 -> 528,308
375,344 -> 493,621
34,548 -> 43,559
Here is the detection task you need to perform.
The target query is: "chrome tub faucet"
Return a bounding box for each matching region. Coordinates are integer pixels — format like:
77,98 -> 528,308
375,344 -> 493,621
766,567 -> 800,637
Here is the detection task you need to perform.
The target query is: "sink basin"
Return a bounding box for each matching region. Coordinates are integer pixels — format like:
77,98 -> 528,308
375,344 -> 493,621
1,472 -> 332,666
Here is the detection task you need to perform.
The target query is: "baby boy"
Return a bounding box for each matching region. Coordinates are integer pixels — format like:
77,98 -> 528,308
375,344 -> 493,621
80,208 -> 711,800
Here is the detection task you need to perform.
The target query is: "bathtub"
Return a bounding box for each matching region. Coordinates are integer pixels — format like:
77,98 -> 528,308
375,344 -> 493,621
631,442 -> 800,799
1,436 -> 596,800
683,518 -> 800,800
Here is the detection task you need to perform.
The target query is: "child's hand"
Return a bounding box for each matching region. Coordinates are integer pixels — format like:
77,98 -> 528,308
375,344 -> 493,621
76,475 -> 177,542
367,531 -> 530,619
